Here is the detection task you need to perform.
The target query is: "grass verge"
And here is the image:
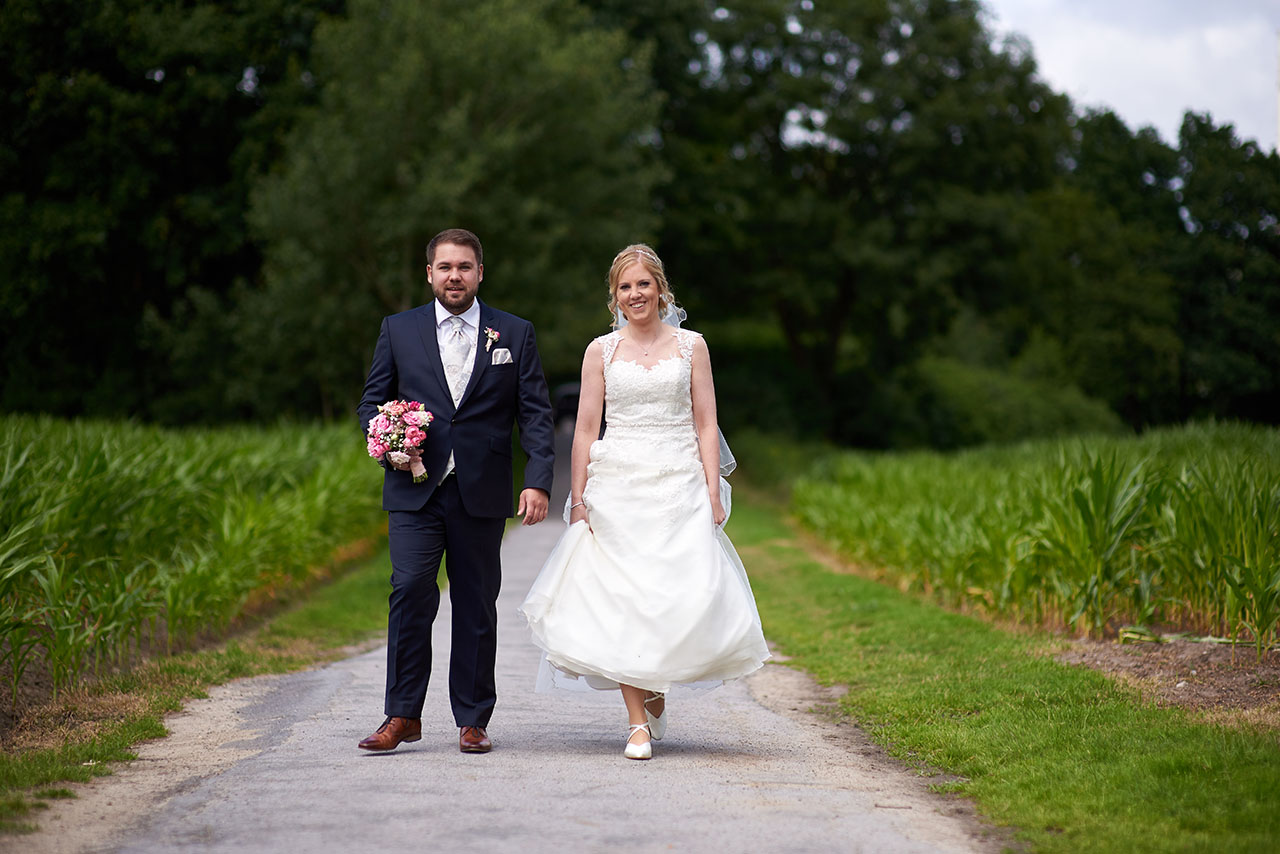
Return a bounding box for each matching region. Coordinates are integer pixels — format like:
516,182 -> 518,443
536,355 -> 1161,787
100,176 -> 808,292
0,542 -> 395,834
728,490 -> 1280,854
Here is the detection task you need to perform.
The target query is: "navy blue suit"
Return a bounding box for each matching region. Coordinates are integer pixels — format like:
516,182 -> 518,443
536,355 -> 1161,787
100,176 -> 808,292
358,299 -> 555,725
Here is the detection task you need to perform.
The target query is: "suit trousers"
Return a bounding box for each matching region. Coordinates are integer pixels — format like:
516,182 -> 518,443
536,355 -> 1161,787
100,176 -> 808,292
384,474 -> 506,726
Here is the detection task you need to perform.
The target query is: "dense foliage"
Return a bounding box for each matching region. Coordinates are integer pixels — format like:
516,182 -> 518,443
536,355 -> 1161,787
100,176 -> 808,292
589,0 -> 1279,444
3,0 -> 1278,446
149,0 -> 667,419
1,0 -> 342,421
793,421 -> 1280,657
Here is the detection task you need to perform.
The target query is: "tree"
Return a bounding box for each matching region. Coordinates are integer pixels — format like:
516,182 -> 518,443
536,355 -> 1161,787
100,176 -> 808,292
1061,108 -> 1280,426
0,0 -> 342,419
1168,113 -> 1280,423
205,0 -> 665,418
589,0 -> 1079,440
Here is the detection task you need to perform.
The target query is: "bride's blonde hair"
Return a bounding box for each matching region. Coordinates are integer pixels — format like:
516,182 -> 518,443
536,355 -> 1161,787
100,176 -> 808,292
607,244 -> 679,328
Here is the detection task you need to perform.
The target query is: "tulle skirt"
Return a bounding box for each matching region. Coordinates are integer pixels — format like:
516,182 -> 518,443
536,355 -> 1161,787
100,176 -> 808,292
519,428 -> 770,693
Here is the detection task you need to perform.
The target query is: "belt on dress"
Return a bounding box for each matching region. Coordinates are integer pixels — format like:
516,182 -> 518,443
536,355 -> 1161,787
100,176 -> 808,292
605,421 -> 690,430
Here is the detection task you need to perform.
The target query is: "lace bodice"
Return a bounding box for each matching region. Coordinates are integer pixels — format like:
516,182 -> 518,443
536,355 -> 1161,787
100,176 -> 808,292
597,329 -> 699,430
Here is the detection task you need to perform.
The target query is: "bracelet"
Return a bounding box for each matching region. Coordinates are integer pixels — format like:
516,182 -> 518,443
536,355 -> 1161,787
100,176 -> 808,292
569,501 -> 585,510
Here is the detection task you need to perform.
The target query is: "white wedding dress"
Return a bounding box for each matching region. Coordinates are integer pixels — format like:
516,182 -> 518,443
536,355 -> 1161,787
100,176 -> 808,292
519,329 -> 770,693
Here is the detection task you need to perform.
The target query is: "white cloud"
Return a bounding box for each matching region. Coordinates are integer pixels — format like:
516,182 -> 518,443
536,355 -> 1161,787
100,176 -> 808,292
982,0 -> 1279,151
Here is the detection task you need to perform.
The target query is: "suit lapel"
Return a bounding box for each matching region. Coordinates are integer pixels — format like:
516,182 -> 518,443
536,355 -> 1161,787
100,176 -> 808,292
415,303 -> 455,414
457,302 -> 493,410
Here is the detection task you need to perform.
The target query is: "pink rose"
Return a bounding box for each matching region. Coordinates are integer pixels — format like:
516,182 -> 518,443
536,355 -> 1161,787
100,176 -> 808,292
404,427 -> 426,447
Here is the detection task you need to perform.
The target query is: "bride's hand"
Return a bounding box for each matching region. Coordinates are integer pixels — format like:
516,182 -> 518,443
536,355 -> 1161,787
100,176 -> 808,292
709,497 -> 727,527
570,504 -> 590,528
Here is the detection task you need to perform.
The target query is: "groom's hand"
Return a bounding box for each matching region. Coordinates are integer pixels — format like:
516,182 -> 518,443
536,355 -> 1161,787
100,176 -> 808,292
390,450 -> 422,472
517,488 -> 549,526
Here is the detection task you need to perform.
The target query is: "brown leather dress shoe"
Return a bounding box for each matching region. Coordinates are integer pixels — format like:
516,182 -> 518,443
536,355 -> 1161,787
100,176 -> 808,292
358,716 -> 422,751
459,725 -> 492,753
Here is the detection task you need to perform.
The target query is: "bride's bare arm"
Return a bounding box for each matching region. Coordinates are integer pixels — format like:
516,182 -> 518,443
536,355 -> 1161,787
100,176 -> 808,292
570,340 -> 605,525
689,336 -> 726,525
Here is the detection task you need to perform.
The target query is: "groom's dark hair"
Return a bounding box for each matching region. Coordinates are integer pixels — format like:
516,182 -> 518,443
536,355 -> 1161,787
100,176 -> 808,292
427,228 -> 484,266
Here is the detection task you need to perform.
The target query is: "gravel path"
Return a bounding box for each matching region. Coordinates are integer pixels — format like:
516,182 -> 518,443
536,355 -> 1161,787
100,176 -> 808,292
14,443 -> 1000,853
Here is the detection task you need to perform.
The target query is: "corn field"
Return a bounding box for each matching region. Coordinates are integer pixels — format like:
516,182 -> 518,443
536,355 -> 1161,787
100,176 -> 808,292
793,422 -> 1280,658
0,415 -> 383,703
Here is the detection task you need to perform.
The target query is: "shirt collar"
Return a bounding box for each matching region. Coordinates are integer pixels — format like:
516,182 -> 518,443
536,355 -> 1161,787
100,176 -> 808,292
435,299 -> 481,330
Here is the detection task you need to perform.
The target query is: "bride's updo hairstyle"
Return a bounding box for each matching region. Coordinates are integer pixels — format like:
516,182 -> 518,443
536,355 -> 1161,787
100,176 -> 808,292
607,243 -> 679,328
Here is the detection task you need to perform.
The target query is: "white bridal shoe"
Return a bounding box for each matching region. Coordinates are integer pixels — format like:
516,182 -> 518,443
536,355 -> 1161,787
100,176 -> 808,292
644,692 -> 666,741
624,722 -> 652,760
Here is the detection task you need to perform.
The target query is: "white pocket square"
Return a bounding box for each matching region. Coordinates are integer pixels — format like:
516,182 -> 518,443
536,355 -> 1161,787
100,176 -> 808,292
490,347 -> 513,365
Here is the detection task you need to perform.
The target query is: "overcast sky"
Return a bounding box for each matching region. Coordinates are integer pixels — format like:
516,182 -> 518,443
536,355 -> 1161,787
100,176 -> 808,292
979,0 -> 1279,152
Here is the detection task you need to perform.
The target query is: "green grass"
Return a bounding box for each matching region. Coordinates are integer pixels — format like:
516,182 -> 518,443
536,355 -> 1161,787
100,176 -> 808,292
728,492 -> 1280,854
0,543 -> 395,833
255,547 -> 394,649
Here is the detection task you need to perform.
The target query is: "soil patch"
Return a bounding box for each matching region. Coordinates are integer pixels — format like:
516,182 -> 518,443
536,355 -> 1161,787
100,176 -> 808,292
1058,636 -> 1280,728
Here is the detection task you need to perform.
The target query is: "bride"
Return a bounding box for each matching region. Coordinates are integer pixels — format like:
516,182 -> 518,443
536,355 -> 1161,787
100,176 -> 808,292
519,244 -> 770,760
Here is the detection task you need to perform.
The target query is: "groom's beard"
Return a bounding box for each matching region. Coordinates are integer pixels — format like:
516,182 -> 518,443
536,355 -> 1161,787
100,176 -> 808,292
433,284 -> 477,313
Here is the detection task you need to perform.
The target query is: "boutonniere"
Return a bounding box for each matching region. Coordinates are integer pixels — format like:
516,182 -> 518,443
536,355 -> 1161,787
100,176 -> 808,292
484,327 -> 500,352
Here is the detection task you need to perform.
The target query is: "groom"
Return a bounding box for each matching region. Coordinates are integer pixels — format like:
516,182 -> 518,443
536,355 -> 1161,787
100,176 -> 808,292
356,228 -> 555,753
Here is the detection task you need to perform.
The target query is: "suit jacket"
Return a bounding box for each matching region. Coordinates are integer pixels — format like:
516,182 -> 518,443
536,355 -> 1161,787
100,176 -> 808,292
357,300 -> 555,517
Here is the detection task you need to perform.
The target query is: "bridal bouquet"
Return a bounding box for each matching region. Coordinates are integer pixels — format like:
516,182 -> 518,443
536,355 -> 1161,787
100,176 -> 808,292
366,400 -> 434,483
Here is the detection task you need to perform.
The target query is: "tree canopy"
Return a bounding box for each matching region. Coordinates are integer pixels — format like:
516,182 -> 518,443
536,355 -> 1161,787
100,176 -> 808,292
3,0 -> 1278,445
1,0 -> 340,419
155,0 -> 664,418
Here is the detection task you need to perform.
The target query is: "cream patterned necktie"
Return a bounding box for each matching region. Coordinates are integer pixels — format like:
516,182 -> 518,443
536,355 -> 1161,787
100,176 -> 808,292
443,315 -> 471,406
440,315 -> 474,481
